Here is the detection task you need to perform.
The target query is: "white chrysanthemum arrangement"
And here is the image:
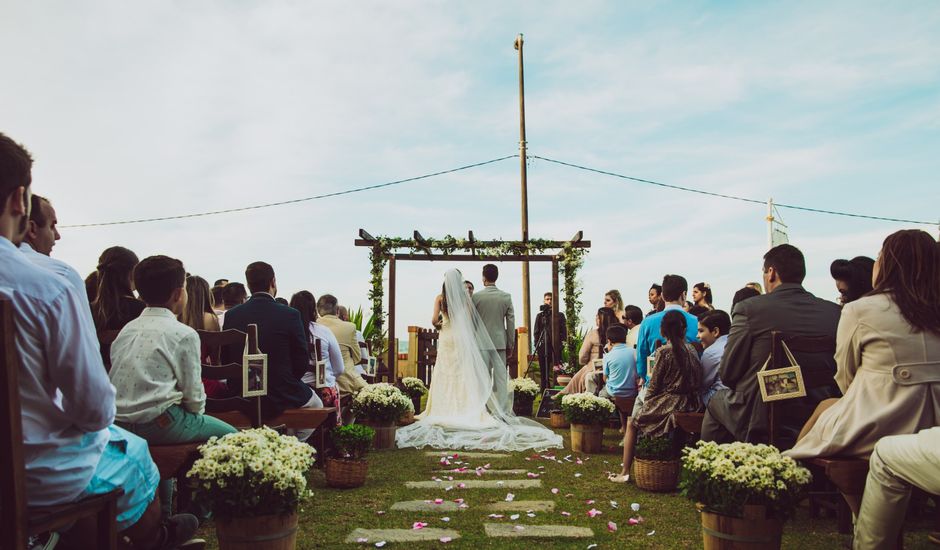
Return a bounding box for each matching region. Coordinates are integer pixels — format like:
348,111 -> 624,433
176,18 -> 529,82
401,377 -> 428,399
352,383 -> 414,423
509,377 -> 540,398
187,427 -> 314,519
560,392 -> 615,424
680,440 -> 812,519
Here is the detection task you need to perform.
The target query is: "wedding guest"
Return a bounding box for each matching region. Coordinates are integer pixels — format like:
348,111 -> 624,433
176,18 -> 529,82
622,305 -> 643,348
290,291 -> 345,423
689,282 -> 714,316
318,294 -> 368,403
746,281 -> 763,294
0,133 -> 199,548
213,279 -> 228,287
179,275 -> 220,332
597,325 -> 638,400
702,244 -> 840,450
830,256 -> 875,306
275,297 -> 289,306
646,284 -> 663,317
218,281 -> 247,326
636,275 -> 699,386
223,262 -> 322,437
604,289 -> 625,320
92,245 -> 145,367
557,307 -> 619,396
534,292 -> 567,391
787,230 -> 940,463
609,311 -> 702,483
338,305 -> 371,376
210,284 -> 225,316
697,310 -> 730,406
730,286 -> 760,315
853,428 -> 940,549
20,194 -> 87,300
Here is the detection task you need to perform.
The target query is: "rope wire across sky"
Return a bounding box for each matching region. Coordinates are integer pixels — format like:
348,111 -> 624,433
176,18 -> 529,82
62,153 -> 936,228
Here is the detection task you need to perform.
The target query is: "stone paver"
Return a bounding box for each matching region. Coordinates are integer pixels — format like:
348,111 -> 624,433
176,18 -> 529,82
482,500 -> 555,512
345,528 -> 460,543
390,500 -> 460,512
435,469 -> 527,475
483,523 -> 594,538
426,451 -> 510,459
405,479 -> 541,489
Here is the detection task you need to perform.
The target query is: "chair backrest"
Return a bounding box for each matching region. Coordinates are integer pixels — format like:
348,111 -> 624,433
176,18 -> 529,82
197,328 -> 260,425
767,331 -> 837,447
0,300 -> 28,548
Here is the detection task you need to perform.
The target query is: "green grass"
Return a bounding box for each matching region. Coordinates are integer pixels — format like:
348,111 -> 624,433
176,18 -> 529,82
194,422 -> 939,549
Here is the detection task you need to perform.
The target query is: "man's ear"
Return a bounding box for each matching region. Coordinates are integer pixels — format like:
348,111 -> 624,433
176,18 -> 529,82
767,266 -> 778,284
25,219 -> 38,240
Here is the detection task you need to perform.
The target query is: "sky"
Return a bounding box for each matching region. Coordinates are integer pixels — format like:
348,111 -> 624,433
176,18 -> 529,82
2,1 -> 938,346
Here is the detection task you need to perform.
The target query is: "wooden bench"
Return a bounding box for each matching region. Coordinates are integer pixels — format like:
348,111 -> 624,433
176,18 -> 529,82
148,442 -> 203,513
673,411 -> 705,437
1,300 -> 121,549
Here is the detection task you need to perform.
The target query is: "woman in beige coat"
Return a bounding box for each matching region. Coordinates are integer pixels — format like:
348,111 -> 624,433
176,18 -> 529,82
786,230 -> 940,461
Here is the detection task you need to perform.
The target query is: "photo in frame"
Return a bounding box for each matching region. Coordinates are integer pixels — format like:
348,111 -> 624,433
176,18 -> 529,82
242,353 -> 268,397
758,365 -> 807,402
314,359 -> 328,389
364,356 -> 378,377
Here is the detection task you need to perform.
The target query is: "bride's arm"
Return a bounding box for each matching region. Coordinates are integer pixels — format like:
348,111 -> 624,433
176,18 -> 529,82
431,295 -> 443,329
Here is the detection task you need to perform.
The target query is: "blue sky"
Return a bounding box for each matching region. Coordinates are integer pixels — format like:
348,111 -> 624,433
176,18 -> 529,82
2,1 -> 938,342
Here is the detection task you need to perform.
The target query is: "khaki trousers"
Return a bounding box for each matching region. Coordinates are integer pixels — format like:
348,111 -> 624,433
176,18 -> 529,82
854,427 -> 940,549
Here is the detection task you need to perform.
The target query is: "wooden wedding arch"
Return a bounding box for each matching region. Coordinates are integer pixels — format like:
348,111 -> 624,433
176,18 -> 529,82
355,229 -> 590,381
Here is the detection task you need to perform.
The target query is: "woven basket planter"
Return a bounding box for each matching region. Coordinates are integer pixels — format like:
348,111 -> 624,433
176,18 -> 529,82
325,457 -> 369,489
633,458 -> 680,492
550,410 -> 570,429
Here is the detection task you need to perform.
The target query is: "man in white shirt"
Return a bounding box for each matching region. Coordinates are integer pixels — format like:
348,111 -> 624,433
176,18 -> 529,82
19,194 -> 88,300
622,305 -> 643,348
0,133 -> 200,549
110,255 -> 236,444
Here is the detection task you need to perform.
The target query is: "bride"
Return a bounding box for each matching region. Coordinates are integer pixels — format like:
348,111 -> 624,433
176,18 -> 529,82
395,269 -> 563,452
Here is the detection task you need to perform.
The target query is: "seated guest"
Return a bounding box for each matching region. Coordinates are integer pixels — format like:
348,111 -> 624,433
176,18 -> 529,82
702,244 -> 841,450
339,305 -> 371,376
596,325 -> 638,400
622,305 -> 643,348
730,286 -> 760,315
91,246 -> 145,331
603,289 -> 625,322
179,275 -> 227,398
20,193 -> 87,300
0,133 -> 199,548
223,262 -> 322,436
636,275 -> 700,387
318,294 -> 367,400
218,281 -> 247,326
111,259 -> 235,443
697,310 -> 730,406
210,284 -> 225,316
691,282 -> 714,313
830,256 -> 875,306
746,281 -> 763,294
853,428 -> 940,549
290,290 -> 345,422
557,307 -> 619,396
787,230 -> 940,462
646,284 -> 663,317
609,311 -> 702,483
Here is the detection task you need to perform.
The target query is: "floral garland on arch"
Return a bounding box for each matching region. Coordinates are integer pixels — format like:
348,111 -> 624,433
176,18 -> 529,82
366,235 -> 588,362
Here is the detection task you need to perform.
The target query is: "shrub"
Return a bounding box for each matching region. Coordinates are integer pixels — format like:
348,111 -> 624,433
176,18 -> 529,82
332,424 -> 375,460
635,434 -> 681,460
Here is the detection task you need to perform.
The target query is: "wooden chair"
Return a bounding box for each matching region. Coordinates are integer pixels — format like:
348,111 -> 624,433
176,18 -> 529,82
1,300 -> 121,550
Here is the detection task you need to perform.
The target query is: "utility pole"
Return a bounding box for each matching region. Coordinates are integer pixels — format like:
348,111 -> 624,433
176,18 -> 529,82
514,33 -> 532,337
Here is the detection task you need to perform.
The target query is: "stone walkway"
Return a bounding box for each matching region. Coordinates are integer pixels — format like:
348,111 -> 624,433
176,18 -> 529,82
347,449 -> 595,545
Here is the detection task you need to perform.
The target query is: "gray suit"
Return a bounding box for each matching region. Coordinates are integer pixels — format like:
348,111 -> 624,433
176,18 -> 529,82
701,283 -> 841,450
472,285 -> 515,409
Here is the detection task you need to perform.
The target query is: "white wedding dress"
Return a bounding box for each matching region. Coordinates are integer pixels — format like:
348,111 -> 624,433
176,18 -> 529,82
395,269 -> 562,452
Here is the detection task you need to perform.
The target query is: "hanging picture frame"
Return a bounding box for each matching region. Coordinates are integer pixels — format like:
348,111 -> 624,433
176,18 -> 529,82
242,352 -> 268,397
757,341 -> 806,402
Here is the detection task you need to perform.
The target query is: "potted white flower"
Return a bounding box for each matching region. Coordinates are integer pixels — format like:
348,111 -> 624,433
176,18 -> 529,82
351,383 -> 413,449
187,427 -> 314,550
400,376 -> 428,416
680,441 -> 812,549
560,392 -> 614,453
509,377 -> 540,417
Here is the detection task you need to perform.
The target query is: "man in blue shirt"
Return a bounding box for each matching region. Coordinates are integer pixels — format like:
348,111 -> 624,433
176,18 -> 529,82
635,274 -> 700,385
598,325 -> 638,399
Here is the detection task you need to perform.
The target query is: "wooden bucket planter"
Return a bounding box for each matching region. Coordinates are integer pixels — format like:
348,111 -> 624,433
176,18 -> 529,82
699,504 -> 783,550
634,458 -> 680,492
569,422 -> 604,453
410,395 -> 423,415
513,394 -> 535,417
550,410 -> 570,429
362,420 -> 397,450
325,457 -> 369,489
216,512 -> 298,550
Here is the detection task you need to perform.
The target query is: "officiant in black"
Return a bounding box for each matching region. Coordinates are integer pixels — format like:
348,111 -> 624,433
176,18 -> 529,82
533,292 -> 567,391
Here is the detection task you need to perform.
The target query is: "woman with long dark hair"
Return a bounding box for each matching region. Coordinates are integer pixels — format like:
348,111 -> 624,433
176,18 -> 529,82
557,307 -> 620,396
610,310 -> 702,483
91,246 -> 144,331
290,290 -> 345,419
829,256 -> 875,305
788,230 -> 940,465
179,275 -> 219,332
689,282 -> 714,316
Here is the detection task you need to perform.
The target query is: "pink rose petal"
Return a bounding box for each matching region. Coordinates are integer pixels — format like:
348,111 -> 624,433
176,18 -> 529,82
561,511 -> 571,517
607,521 -> 618,532
413,522 -> 428,530
488,514 -> 504,519
434,498 -> 444,504
551,488 -> 560,494
453,498 -> 464,503
628,518 -> 639,525
440,537 -> 452,543
356,537 -> 369,543
587,508 -> 603,518
586,499 -> 595,505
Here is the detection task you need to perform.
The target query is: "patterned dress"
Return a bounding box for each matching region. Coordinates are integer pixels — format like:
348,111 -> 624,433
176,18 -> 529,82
634,342 -> 703,437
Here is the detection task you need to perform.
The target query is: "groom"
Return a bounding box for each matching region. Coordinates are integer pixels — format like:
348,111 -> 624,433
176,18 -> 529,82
472,264 -> 515,411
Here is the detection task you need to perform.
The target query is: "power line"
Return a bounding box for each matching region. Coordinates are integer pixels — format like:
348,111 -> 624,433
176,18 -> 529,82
62,155 -> 519,228
531,155 -> 936,226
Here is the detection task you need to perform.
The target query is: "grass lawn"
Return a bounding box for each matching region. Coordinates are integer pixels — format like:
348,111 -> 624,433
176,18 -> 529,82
193,422 -> 938,549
